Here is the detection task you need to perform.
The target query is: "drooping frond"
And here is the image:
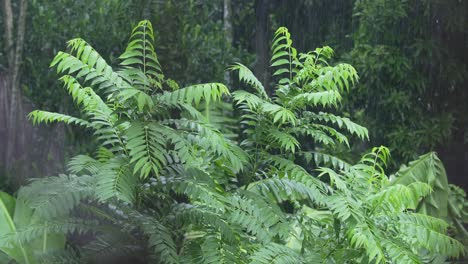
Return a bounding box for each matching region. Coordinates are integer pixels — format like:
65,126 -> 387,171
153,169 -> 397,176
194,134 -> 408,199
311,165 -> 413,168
366,182 -> 432,212
158,83 -> 229,107
301,151 -> 351,171
28,110 -> 91,127
173,180 -> 226,211
196,233 -> 240,264
289,90 -> 342,108
347,222 -> 386,263
247,177 -> 322,204
18,175 -> 95,219
59,75 -> 109,112
95,157 -> 136,204
305,112 -> 369,140
269,156 -> 326,196
304,63 -> 359,92
398,213 -> 465,258
67,155 -> 102,175
232,90 -> 265,110
268,129 -> 300,153
139,216 -> 179,264
381,239 -> 421,264
4,218 -> 96,247
165,119 -> 247,172
172,204 -> 237,243
51,39 -> 154,112
227,194 -> 285,242
229,63 -> 268,99
390,152 -> 449,217
51,39 -> 128,96
250,243 -> 301,264
262,102 -> 297,125
327,194 -> 362,221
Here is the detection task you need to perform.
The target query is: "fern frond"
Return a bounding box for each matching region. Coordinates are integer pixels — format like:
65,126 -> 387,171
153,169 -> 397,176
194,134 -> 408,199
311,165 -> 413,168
400,220 -> 465,258
247,177 -> 322,204
227,195 -> 283,242
126,122 -> 168,178
187,232 -> 241,264
172,204 -> 237,243
305,112 -> 369,140
232,90 -> 265,110
290,90 -> 342,108
301,151 -> 351,171
295,124 -> 350,147
271,27 -> 297,83
367,182 -> 432,212
262,102 -> 297,125
67,155 -> 101,175
91,113 -> 129,154
229,63 -> 268,99
52,40 -> 154,112
269,156 -> 327,198
28,110 -> 91,127
119,20 -> 164,88
158,83 -> 229,106
347,223 -> 385,263
327,194 -> 362,221
390,152 -> 449,217
268,129 -> 300,153
95,157 -> 136,204
158,127 -> 195,164
307,64 -> 358,92
18,175 -> 95,219
165,119 -> 247,172
250,243 -> 301,264
139,217 -> 179,264
398,213 -> 449,233
4,219 -> 96,246
51,39 -> 128,95
59,75 -> 110,113
173,180 -> 226,211
381,239 -> 421,264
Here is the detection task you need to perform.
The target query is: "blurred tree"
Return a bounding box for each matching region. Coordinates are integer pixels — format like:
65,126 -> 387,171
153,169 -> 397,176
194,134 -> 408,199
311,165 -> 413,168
1,0 -> 28,172
345,0 -> 468,189
0,0 -> 253,188
0,0 -> 140,187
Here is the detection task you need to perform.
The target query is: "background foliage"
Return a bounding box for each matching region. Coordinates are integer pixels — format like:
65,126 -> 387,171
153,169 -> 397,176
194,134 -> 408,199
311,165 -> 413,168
0,0 -> 467,263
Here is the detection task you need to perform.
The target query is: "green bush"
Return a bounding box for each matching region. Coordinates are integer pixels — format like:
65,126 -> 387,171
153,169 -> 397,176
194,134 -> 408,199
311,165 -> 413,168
2,20 -> 463,263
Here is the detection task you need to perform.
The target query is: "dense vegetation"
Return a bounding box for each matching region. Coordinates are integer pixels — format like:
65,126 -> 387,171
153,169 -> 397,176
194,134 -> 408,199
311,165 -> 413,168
1,1 -> 467,263
0,20 -> 465,264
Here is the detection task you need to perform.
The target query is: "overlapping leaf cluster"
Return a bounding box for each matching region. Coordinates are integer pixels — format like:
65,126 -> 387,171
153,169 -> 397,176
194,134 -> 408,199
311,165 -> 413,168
3,21 -> 464,263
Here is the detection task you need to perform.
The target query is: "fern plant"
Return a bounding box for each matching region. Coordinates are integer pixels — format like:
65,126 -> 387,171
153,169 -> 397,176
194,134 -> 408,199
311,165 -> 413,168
29,20 -> 245,203
226,27 -> 464,263
17,22 -> 465,264
24,20 -> 248,263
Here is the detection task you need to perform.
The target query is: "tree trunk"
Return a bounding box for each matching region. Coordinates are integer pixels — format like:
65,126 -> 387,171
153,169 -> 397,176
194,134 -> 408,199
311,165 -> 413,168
1,0 -> 14,69
2,0 -> 28,170
254,0 -> 270,94
223,0 -> 233,86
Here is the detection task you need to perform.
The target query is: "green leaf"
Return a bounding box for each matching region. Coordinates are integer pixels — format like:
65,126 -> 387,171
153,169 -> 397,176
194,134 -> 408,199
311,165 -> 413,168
390,152 -> 449,218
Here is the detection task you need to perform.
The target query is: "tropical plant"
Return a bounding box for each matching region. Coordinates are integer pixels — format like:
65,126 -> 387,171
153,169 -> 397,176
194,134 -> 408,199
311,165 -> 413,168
227,27 -> 464,263
18,21 -> 465,264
